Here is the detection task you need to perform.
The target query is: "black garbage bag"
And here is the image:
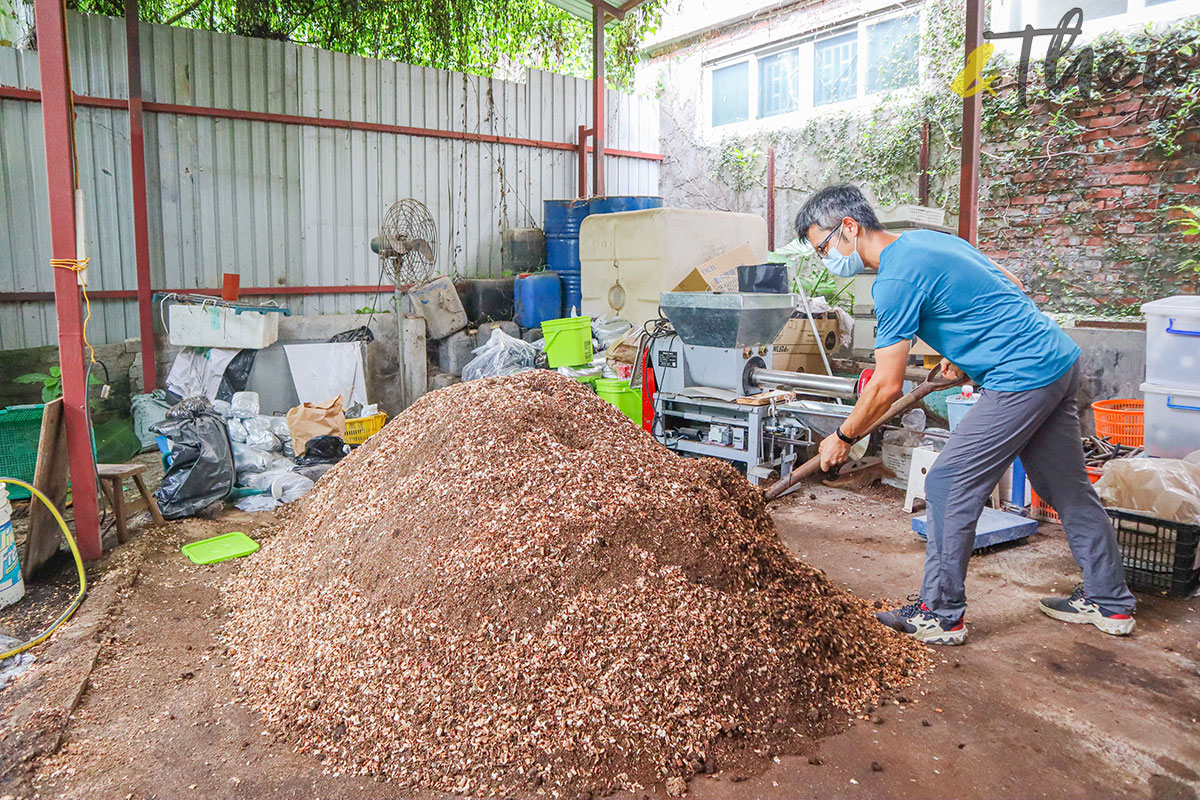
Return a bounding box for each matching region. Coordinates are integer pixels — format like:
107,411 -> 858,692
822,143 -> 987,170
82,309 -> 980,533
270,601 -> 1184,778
151,399 -> 236,519
216,349 -> 257,401
294,435 -> 348,466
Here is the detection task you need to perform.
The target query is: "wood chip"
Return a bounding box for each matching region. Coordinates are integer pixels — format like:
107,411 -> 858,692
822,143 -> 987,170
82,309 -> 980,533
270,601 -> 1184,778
224,372 -> 929,797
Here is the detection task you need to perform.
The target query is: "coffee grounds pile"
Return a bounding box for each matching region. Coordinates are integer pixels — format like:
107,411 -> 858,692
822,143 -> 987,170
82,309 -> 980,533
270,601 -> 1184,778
225,371 -> 928,797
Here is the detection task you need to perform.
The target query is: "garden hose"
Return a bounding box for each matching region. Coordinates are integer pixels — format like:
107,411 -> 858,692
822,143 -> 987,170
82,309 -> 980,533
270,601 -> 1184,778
1,477 -> 87,662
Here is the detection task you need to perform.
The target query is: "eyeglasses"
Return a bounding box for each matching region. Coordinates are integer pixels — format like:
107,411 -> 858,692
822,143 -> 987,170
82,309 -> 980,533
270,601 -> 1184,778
813,225 -> 843,258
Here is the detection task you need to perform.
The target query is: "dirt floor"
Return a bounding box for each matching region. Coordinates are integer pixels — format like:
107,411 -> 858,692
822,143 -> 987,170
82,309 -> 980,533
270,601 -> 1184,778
2,482 -> 1198,800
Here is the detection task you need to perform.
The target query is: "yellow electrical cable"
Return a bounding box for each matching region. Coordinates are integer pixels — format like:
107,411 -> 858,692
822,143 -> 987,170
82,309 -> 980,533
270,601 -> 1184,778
1,477 -> 87,662
50,257 -> 96,365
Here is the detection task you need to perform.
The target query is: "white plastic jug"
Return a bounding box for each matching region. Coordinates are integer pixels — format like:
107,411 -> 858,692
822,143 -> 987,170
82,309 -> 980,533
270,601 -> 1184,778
0,483 -> 25,608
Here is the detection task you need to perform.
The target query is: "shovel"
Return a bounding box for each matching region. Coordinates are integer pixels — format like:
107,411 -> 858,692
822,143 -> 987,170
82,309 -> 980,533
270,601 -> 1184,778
763,366 -> 968,502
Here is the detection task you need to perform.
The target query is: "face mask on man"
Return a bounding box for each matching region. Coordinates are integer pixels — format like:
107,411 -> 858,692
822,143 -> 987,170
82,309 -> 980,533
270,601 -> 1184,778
821,226 -> 866,278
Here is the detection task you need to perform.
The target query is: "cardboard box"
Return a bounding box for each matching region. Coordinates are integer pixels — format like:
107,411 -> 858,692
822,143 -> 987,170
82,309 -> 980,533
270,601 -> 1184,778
771,315 -> 838,373
673,243 -> 759,292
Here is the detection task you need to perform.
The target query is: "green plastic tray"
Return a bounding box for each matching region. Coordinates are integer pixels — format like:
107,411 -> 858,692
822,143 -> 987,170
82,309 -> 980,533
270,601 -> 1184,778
181,532 -> 259,564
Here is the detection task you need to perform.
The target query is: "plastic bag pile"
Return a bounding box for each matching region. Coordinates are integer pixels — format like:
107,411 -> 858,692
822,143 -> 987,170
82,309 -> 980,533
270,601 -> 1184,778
1095,451 -> 1200,525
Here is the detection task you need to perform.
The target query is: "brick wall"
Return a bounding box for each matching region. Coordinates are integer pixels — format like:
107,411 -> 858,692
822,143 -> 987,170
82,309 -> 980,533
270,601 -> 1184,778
979,80 -> 1200,311
646,3 -> 1200,314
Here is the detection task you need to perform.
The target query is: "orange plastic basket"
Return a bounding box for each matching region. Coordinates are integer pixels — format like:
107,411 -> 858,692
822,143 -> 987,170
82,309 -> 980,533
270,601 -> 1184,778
1091,398 -> 1144,447
1031,466 -> 1103,525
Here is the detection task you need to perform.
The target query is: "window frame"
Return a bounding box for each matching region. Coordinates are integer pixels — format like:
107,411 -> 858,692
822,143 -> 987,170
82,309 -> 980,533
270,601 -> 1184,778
989,0 -> 1195,58
710,59 -> 753,128
704,5 -> 925,133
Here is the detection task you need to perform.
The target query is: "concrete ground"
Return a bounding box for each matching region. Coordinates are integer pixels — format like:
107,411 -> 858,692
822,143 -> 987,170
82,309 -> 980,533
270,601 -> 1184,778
1,483 -> 1197,800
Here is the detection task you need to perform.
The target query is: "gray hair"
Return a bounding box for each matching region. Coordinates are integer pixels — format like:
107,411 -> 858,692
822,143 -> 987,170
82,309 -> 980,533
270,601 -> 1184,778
794,185 -> 883,240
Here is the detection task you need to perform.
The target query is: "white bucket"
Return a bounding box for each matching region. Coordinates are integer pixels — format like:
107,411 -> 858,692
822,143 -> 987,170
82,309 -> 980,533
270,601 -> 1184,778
0,484 -> 26,609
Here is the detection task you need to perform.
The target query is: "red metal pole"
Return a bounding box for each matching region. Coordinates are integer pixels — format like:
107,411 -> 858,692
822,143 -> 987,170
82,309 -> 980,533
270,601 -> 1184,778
592,2 -> 606,198
958,0 -> 985,244
919,121 -> 931,207
34,0 -> 102,559
578,124 -> 589,198
766,146 -> 776,251
125,0 -> 156,392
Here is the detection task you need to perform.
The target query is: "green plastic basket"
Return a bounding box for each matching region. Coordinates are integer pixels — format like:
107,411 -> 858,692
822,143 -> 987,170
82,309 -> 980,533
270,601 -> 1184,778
0,404 -> 46,500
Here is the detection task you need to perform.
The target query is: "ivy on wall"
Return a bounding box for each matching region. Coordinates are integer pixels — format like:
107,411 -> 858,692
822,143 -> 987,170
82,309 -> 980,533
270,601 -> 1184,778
13,0 -> 662,89
684,1 -> 1200,313
978,16 -> 1200,314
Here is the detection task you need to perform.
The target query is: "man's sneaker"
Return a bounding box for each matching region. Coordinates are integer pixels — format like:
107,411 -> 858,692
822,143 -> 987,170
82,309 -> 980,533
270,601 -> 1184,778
1038,584 -> 1135,635
876,596 -> 967,646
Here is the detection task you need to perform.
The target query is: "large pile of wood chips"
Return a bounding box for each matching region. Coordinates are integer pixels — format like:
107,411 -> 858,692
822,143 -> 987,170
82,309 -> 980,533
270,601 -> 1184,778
225,371 -> 928,797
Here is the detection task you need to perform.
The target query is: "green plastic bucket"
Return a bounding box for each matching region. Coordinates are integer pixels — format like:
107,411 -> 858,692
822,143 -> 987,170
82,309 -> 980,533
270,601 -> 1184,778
595,378 -> 642,425
575,374 -> 599,391
542,315 -> 593,368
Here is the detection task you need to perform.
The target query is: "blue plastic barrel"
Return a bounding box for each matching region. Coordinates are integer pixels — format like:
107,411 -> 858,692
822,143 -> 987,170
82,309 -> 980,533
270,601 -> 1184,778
514,271 -> 563,328
587,196 -> 664,215
544,200 -> 590,316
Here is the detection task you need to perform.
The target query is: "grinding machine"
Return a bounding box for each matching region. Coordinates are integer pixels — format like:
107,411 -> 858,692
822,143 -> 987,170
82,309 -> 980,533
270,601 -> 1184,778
642,291 -> 865,485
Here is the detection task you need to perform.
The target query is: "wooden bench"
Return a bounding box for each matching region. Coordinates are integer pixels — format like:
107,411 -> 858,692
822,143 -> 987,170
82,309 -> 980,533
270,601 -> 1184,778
97,462 -> 165,544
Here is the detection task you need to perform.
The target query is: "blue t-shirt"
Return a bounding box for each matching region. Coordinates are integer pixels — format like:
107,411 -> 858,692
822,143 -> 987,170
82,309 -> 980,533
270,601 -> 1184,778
872,229 -> 1080,391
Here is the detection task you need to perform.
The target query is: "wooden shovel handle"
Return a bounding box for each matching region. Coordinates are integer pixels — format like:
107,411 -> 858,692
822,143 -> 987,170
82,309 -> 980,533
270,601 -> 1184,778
763,368 -> 968,502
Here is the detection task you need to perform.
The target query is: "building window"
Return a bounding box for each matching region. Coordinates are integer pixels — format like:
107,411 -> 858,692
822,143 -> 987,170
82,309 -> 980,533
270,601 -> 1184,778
989,0 -> 1191,59
1034,0 -> 1127,26
866,13 -> 919,94
757,49 -> 800,118
814,31 -> 858,106
712,61 -> 749,126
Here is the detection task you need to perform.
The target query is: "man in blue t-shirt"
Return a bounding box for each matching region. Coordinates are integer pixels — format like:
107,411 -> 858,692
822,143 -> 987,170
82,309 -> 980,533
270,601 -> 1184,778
794,185 -> 1135,645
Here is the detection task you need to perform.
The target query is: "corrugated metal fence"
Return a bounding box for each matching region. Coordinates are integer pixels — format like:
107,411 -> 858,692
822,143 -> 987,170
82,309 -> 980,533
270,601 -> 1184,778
0,12 -> 660,349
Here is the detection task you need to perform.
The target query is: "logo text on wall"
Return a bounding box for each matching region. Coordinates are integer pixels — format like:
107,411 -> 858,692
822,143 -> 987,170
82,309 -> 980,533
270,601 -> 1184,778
951,6 -> 1194,120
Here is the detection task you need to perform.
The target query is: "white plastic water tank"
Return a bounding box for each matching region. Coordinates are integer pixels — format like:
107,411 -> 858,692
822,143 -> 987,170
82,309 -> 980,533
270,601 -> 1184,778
579,208 -> 768,330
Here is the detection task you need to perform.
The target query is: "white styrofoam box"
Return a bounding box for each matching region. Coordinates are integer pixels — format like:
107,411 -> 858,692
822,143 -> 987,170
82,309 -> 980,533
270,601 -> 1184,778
579,208 -> 767,331
1140,382 -> 1200,459
409,276 -> 468,340
1142,295 -> 1200,390
168,303 -> 281,349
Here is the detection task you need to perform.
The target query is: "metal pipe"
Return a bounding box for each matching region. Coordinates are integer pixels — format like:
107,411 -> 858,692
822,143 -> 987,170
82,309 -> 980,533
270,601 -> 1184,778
126,0 -> 157,391
958,0 -> 985,244
34,0 -> 102,559
592,1 -> 606,197
766,146 -> 775,251
751,369 -> 858,400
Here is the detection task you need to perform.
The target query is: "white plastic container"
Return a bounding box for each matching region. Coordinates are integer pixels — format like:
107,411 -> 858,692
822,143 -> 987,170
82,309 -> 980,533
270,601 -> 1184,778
169,303 -> 281,349
1140,382 -> 1200,459
946,386 -> 979,432
1142,296 -> 1200,390
409,276 -> 468,340
1,484 -> 25,609
579,208 -> 768,330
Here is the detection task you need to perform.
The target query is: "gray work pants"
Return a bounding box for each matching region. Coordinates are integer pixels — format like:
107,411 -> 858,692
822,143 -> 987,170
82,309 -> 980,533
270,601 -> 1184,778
921,358 -> 1135,622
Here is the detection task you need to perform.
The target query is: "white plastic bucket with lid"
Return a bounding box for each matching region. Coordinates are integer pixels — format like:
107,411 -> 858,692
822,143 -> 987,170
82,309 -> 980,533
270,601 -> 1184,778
0,483 -> 26,609
1142,296 -> 1200,391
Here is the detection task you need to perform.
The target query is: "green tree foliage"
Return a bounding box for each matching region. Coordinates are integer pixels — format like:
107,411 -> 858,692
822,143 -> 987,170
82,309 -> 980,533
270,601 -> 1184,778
70,0 -> 661,87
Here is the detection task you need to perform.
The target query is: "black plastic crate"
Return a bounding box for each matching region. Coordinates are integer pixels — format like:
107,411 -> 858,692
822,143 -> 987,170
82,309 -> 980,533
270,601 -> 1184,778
1107,508 -> 1200,598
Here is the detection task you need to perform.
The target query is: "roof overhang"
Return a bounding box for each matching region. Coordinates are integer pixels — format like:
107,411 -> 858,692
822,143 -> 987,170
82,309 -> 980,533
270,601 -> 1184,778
541,0 -> 655,24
